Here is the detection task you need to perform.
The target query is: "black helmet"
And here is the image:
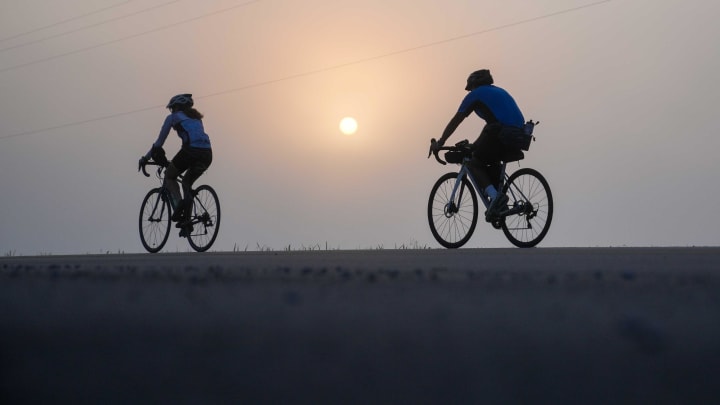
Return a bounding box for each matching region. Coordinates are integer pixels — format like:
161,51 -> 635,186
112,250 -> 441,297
465,69 -> 493,91
166,93 -> 194,109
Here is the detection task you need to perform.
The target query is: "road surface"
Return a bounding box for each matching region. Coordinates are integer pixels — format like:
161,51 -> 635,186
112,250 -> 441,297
2,248 -> 719,404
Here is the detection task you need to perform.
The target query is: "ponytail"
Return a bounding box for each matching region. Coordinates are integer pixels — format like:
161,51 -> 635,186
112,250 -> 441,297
183,107 -> 204,120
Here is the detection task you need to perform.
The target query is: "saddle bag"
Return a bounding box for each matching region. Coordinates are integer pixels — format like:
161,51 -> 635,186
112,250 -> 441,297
500,120 -> 538,151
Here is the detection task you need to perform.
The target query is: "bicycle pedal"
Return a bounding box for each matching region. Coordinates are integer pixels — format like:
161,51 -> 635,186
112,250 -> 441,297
178,226 -> 193,237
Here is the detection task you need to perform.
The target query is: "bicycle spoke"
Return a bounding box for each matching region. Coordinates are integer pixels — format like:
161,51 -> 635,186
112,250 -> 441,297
186,185 -> 220,252
501,168 -> 553,248
428,173 -> 478,248
139,188 -> 171,253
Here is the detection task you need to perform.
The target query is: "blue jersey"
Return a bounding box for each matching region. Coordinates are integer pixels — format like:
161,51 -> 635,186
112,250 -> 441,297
458,85 -> 524,128
150,111 -> 211,154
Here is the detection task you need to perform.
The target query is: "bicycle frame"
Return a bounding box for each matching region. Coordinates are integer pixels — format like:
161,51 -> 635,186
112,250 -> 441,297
448,157 -> 535,219
428,138 -> 553,248
141,162 -> 214,231
158,173 -> 214,230
139,159 -> 221,252
453,161 -> 494,209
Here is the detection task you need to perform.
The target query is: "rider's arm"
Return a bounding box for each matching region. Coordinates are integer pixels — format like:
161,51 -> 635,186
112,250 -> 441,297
144,114 -> 174,159
439,110 -> 470,146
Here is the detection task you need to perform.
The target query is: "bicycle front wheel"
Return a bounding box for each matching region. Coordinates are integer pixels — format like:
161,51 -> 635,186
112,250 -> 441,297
186,185 -> 221,252
428,172 -> 479,249
501,168 -> 553,248
139,188 -> 171,253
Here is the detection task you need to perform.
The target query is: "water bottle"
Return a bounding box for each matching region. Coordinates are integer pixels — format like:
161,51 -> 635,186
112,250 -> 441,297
524,120 -> 536,135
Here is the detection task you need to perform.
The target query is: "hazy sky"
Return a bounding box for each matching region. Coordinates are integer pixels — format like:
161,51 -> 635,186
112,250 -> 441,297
1,0 -> 719,255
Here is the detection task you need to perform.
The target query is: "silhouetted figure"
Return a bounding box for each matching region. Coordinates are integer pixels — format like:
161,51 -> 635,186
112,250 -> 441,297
431,69 -> 526,218
139,94 -> 212,234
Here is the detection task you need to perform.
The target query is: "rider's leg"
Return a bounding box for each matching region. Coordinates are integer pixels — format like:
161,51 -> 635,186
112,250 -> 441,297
468,161 -> 493,195
163,163 -> 183,212
472,124 -> 504,199
178,149 -> 213,221
472,125 -> 508,217
168,150 -> 192,222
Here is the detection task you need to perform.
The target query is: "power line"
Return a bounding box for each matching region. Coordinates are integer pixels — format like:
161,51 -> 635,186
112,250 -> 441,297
0,0 -> 613,141
0,105 -> 162,141
202,0 -> 614,98
0,0 -> 180,54
0,0 -> 263,73
0,0 -> 134,43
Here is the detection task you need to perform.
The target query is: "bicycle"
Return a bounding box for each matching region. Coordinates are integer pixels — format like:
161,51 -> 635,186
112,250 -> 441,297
138,160 -> 221,253
427,139 -> 553,248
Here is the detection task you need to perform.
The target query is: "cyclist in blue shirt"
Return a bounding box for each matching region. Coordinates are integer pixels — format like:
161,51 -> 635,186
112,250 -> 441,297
139,94 -> 213,225
432,69 -> 525,219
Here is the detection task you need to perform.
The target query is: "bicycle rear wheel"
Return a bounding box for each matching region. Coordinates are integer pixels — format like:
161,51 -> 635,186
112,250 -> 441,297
186,185 -> 221,252
501,168 -> 553,248
139,188 -> 171,253
428,172 -> 479,249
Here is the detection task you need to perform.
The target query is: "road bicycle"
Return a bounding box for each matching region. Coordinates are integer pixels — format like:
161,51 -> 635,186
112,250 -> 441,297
427,139 -> 553,248
138,161 -> 220,253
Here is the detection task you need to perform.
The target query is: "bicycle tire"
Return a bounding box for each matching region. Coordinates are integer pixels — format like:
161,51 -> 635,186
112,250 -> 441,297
501,168 -> 553,248
186,185 -> 221,252
428,172 -> 479,249
139,188 -> 171,253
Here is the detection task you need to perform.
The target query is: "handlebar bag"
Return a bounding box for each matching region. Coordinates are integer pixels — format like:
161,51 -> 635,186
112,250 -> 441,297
445,150 -> 467,164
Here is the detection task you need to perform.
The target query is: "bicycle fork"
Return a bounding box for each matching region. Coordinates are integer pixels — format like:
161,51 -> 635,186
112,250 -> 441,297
148,189 -> 170,222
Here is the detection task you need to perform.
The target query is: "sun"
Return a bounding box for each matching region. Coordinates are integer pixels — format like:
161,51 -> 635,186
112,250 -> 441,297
339,117 -> 358,135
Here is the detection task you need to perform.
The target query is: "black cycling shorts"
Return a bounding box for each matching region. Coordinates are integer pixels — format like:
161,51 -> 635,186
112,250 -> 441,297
171,147 -> 213,174
472,124 -> 505,164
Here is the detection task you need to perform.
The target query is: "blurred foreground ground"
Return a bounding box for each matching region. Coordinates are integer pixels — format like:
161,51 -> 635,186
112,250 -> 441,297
1,248 -> 720,404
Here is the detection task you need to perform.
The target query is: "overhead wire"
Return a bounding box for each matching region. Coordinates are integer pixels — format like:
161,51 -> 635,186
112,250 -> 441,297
0,0 -> 613,141
0,0 -> 134,44
0,0 -> 181,54
0,0 -> 264,73
201,0 -> 614,99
